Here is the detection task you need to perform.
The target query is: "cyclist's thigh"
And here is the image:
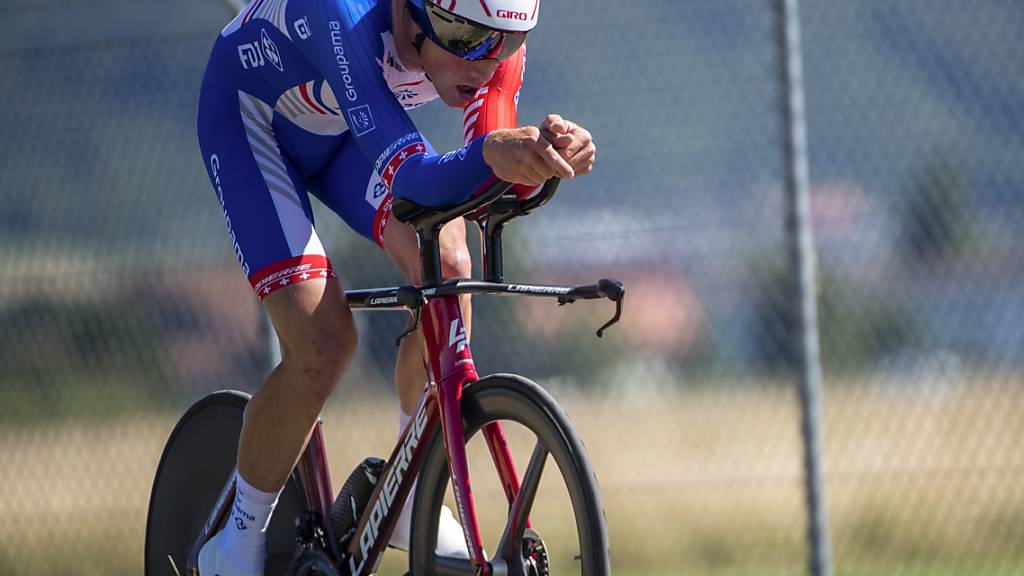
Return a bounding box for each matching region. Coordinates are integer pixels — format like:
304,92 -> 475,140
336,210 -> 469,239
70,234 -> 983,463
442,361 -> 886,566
307,135 -> 464,281
197,66 -> 336,303
307,133 -> 438,250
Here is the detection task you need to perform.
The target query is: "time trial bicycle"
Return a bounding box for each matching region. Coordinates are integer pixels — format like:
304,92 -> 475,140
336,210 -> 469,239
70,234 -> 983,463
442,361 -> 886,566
145,177 -> 624,575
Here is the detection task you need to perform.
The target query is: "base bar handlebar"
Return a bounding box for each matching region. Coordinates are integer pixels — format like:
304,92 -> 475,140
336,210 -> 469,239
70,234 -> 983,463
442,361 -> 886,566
346,278 -> 622,308
345,277 -> 625,338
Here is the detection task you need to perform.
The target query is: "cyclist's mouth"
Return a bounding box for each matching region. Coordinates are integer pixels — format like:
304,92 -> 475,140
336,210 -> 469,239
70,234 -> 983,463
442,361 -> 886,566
457,84 -> 480,103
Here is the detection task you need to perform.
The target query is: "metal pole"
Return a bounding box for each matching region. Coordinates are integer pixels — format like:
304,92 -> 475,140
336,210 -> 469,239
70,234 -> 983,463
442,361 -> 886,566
222,0 -> 245,13
774,1 -> 832,575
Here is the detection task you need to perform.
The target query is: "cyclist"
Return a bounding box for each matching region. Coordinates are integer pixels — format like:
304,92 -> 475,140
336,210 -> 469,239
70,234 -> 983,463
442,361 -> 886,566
196,0 -> 595,573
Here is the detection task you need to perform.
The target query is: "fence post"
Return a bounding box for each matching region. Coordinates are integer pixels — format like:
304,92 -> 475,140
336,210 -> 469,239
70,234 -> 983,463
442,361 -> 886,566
222,0 -> 245,13
774,1 -> 833,575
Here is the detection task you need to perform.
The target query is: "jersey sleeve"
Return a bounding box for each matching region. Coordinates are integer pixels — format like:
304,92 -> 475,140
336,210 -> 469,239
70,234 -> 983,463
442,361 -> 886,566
461,44 -> 537,199
291,0 -> 496,207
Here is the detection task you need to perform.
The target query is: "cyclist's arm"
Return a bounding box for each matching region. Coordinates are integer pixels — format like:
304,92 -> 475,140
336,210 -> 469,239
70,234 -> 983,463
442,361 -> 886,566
292,0 -> 495,207
461,45 -> 538,199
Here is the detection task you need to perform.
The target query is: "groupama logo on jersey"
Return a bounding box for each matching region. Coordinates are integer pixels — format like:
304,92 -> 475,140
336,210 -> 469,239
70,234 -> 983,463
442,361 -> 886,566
346,105 -> 376,136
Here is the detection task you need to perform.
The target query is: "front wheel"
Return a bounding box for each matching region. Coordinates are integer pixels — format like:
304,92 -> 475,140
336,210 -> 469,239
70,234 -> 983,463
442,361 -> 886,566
409,374 -> 610,576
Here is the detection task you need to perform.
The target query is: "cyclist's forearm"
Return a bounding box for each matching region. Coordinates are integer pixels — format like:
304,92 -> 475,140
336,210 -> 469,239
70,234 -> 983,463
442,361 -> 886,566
388,135 -> 494,206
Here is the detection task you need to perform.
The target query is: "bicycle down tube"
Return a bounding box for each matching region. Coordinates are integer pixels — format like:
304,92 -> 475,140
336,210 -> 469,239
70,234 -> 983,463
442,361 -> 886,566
338,292 -> 524,576
342,394 -> 440,575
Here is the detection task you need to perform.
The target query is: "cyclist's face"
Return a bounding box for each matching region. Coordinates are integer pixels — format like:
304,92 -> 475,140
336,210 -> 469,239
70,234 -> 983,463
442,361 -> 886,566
420,39 -> 500,108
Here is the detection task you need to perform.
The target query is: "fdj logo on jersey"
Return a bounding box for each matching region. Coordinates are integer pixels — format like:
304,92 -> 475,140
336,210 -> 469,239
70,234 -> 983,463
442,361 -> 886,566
260,29 -> 283,71
237,29 -> 283,71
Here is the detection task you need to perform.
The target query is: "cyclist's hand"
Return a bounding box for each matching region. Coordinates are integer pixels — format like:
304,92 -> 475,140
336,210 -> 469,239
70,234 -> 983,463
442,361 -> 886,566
484,125 -> 575,187
540,114 -> 596,178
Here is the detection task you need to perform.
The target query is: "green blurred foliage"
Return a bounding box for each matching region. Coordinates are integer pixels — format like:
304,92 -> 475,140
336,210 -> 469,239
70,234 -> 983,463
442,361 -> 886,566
899,155 -> 974,266
0,296 -> 172,422
747,257 -> 917,374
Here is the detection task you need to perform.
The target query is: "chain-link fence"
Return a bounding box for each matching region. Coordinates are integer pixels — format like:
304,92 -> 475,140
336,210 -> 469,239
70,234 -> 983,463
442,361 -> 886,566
1,0 -> 1022,574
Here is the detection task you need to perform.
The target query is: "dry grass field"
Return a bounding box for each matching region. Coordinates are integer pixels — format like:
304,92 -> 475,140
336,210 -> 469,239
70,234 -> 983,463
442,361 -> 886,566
1,377 -> 1023,575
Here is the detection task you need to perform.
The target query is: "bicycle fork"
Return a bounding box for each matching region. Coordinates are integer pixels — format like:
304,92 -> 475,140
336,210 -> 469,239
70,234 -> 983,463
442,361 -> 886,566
419,294 -> 530,575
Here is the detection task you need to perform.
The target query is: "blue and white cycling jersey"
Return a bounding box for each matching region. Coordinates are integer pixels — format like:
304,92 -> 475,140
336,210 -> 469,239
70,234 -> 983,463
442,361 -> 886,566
197,0 -> 521,299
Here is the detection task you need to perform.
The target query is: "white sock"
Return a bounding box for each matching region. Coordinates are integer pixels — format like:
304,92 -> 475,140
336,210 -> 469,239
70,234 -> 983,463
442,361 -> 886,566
399,408 -> 413,438
219,471 -> 281,573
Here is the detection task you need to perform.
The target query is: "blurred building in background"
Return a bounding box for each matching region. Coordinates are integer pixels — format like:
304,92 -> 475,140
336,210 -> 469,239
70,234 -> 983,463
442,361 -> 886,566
1,1 -> 1022,575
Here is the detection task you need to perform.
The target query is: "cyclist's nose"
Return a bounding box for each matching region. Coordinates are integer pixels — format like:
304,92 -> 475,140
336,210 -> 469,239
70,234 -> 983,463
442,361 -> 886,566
465,59 -> 499,85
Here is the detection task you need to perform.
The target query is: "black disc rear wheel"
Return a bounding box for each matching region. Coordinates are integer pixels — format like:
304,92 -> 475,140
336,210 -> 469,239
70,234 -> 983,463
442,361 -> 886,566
409,374 -> 610,576
144,390 -> 306,576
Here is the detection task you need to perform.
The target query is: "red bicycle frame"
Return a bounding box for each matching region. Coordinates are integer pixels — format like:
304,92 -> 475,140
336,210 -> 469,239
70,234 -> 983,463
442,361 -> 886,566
337,291 -> 524,576
188,291 -> 527,576
186,178 -> 622,576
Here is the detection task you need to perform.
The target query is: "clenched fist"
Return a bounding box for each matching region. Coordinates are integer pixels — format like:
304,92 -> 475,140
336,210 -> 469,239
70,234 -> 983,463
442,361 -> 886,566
483,121 -> 576,187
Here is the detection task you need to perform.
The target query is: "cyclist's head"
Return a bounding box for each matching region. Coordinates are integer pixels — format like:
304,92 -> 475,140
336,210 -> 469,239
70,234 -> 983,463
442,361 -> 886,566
404,0 -> 538,108
406,0 -> 538,62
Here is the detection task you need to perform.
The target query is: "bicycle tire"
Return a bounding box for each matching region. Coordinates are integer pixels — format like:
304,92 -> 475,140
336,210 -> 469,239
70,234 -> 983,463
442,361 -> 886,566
144,390 -> 307,576
408,374 -> 610,576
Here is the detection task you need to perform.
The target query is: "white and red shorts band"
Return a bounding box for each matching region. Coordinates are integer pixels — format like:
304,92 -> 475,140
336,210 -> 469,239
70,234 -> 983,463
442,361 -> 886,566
372,193 -> 394,247
250,255 -> 337,300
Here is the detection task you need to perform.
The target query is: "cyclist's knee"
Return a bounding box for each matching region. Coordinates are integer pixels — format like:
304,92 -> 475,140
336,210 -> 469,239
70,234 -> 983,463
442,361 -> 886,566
284,316 -> 356,401
439,220 -> 471,279
264,279 -> 357,401
440,243 -> 472,278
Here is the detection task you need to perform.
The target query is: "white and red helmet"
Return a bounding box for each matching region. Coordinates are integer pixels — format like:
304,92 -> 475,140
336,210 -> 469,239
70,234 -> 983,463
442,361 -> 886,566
407,0 -> 539,60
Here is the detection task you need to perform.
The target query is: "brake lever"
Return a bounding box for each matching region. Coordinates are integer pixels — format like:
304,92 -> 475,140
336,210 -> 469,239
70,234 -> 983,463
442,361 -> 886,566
596,297 -> 624,338
395,308 -> 421,346
394,286 -> 426,346
595,278 -> 625,338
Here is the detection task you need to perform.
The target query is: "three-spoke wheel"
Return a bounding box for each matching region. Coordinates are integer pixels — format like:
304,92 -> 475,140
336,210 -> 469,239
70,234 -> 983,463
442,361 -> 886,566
409,374 -> 610,576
